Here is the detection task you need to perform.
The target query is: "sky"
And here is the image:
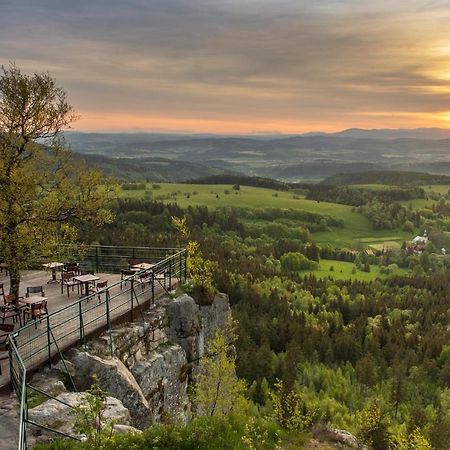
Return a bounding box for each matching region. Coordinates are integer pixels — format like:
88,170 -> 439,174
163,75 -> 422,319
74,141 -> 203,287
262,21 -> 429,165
1,0 -> 450,134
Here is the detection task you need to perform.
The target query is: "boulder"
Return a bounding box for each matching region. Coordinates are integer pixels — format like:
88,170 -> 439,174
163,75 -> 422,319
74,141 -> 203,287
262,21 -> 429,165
113,424 -> 142,434
132,344 -> 190,424
166,294 -> 201,362
29,368 -> 67,399
28,392 -> 130,443
199,293 -> 231,347
313,426 -> 364,449
67,349 -> 150,428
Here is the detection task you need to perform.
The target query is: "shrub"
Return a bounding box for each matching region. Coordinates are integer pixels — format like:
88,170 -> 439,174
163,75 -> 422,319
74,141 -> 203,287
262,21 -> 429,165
280,252 -> 318,271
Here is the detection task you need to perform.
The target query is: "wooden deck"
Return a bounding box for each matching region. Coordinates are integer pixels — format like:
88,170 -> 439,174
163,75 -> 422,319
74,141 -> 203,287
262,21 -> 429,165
1,268 -> 174,388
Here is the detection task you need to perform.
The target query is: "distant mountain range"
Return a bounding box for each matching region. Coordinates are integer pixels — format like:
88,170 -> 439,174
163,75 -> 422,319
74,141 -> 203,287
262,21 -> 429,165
304,127 -> 450,140
65,128 -> 450,182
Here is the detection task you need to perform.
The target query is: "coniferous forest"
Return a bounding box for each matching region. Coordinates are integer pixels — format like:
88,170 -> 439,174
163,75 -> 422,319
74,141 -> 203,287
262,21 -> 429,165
72,187 -> 450,449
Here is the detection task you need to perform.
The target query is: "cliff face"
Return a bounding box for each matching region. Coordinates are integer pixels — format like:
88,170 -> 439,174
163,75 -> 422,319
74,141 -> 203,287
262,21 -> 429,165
28,292 -> 231,438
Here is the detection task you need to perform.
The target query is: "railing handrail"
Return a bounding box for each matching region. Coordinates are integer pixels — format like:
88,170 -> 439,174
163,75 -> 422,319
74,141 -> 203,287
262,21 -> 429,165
8,246 -> 187,450
56,244 -> 183,251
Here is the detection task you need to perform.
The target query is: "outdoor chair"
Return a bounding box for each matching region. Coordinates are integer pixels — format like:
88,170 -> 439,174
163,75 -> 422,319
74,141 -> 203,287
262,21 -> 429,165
63,262 -> 80,275
80,270 -> 97,291
0,324 -> 13,375
128,259 -> 143,269
1,294 -> 23,327
61,271 -> 80,297
81,270 -> 95,275
120,269 -> 135,289
94,280 -> 108,303
155,270 -> 168,291
137,272 -> 152,292
23,300 -> 48,324
26,286 -> 45,297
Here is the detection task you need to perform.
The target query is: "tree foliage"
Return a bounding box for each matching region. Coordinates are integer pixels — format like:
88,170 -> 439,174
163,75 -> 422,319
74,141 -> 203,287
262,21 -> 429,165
71,382 -> 115,450
0,64 -> 114,295
172,215 -> 217,302
192,320 -> 246,417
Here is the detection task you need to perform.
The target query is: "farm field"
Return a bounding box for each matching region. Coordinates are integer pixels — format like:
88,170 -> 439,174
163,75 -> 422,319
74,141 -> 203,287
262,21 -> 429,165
302,259 -> 409,281
119,183 -> 412,248
424,184 -> 450,195
401,184 -> 450,208
401,198 -> 436,209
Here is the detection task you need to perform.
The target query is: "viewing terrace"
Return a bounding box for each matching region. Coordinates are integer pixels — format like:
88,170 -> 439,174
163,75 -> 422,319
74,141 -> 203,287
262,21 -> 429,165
1,245 -> 186,388
2,245 -> 186,449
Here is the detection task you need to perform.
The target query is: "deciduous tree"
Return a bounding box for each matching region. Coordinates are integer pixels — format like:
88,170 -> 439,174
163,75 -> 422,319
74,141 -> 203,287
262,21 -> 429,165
192,319 -> 246,417
0,64 -> 114,296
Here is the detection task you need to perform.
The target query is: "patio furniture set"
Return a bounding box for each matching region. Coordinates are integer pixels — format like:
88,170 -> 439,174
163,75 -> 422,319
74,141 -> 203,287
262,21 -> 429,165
0,258 -> 162,375
0,283 -> 49,329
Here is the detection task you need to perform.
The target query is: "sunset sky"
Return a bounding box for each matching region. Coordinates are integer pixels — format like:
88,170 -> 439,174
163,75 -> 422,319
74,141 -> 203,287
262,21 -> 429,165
1,0 -> 450,134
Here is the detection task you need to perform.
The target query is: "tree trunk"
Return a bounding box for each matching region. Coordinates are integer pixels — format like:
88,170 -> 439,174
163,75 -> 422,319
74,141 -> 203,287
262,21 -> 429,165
9,264 -> 20,298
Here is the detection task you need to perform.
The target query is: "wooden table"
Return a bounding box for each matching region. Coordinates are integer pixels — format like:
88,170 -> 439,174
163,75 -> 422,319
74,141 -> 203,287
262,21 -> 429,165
73,274 -> 100,297
20,295 -> 48,306
19,296 -> 48,324
42,262 -> 64,284
131,263 -> 155,271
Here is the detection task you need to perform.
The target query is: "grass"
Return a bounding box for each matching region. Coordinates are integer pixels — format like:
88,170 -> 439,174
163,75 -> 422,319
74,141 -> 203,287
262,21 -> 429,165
399,184 -> 450,209
118,183 -> 412,248
302,259 -> 409,281
424,184 -> 450,195
368,241 -> 402,251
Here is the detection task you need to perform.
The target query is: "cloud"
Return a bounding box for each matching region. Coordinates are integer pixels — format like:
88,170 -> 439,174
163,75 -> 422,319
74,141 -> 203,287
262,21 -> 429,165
1,0 -> 450,132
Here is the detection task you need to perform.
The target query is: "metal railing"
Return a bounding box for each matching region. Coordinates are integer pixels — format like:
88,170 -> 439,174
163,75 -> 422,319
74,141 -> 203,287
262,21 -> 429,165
8,246 -> 187,450
38,244 -> 183,274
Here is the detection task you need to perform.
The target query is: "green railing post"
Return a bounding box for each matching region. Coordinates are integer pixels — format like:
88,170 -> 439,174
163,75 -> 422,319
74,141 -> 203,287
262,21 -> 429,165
106,289 -> 111,331
151,271 -> 155,304
105,289 -> 113,356
130,278 -> 134,322
79,302 -> 85,348
23,382 -> 28,450
169,256 -> 172,290
184,250 -> 187,282
95,245 -> 99,273
46,316 -> 52,368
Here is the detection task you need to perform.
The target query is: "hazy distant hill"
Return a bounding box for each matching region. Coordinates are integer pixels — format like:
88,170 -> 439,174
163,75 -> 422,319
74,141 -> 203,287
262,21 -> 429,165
322,171 -> 450,186
312,127 -> 450,140
65,129 -> 450,182
75,153 -> 232,182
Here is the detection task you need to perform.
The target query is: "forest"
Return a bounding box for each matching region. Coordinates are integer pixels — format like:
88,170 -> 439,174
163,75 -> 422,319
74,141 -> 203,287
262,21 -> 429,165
72,178 -> 450,449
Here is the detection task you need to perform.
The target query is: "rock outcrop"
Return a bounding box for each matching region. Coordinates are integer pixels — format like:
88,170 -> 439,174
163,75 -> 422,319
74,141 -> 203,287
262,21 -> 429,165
166,294 -> 203,362
67,350 -> 150,429
28,392 -> 130,443
313,426 -> 364,449
132,344 -> 190,423
166,293 -> 230,363
28,292 -> 231,441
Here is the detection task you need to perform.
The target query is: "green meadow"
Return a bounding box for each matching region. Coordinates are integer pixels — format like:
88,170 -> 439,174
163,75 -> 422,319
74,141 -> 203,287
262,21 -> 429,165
302,259 -> 409,281
119,183 -> 413,248
425,184 -> 450,195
